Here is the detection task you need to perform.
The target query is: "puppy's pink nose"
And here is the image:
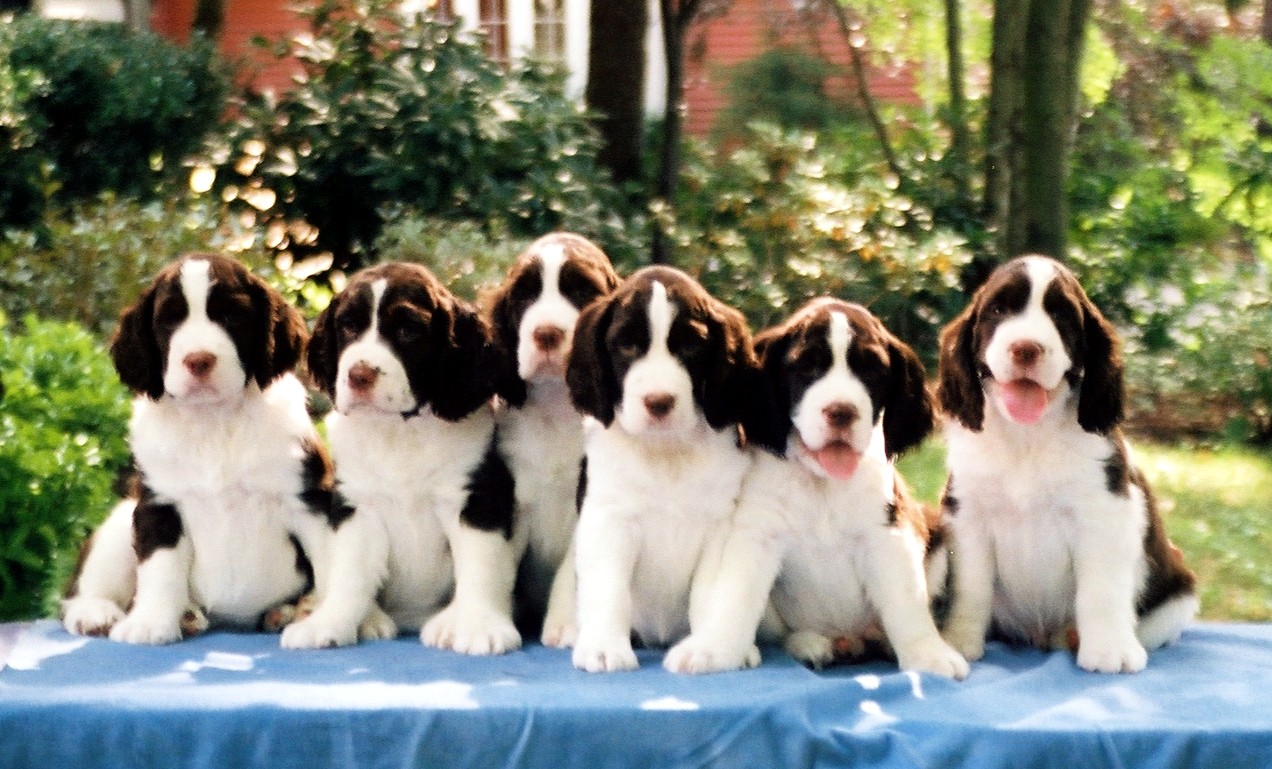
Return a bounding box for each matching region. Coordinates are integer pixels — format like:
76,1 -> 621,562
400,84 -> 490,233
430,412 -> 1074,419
183,352 -> 217,379
1010,340 -> 1044,367
347,362 -> 379,393
823,402 -> 858,429
643,393 -> 676,419
533,325 -> 565,352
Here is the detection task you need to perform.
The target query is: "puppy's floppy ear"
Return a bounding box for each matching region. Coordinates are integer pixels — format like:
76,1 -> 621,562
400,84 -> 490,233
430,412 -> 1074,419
1076,294 -> 1124,434
882,330 -> 934,457
306,296 -> 340,397
484,278 -> 528,408
565,295 -> 618,426
742,325 -> 793,453
245,272 -> 307,388
429,298 -> 498,422
699,301 -> 757,431
935,299 -> 985,432
110,283 -> 165,400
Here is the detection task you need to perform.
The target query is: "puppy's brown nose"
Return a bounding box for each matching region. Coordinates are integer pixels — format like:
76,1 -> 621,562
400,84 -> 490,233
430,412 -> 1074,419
533,325 -> 566,352
1009,340 -> 1044,367
643,393 -> 676,419
347,362 -> 379,393
823,402 -> 858,429
183,352 -> 217,379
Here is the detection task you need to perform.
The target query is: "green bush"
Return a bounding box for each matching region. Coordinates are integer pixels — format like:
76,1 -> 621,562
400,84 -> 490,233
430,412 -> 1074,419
666,122 -> 971,358
715,47 -> 861,139
0,15 -> 229,229
0,196 -> 273,337
0,313 -> 131,620
205,0 -> 644,274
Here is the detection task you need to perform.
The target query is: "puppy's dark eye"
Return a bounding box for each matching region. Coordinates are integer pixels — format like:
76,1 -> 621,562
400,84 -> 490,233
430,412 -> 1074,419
336,317 -> 361,344
560,272 -> 603,309
154,298 -> 186,332
670,319 -> 710,358
394,322 -> 423,346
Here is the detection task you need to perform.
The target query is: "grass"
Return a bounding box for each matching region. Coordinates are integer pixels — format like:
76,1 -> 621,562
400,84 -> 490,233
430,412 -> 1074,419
896,438 -> 1272,622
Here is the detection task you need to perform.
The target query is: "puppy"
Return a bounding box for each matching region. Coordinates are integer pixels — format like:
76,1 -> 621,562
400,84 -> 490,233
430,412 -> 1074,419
485,233 -> 619,643
665,298 -> 967,678
936,254 -> 1198,673
565,266 -> 757,672
61,253 -> 332,643
279,262 -> 521,655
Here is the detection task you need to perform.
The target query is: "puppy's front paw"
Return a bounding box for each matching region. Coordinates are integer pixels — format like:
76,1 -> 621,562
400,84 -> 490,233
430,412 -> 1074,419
421,605 -> 521,656
896,636 -> 970,680
664,636 -> 760,674
941,620 -> 987,662
572,633 -> 638,672
785,630 -> 835,669
109,612 -> 182,645
541,617 -> 577,649
359,605 -> 398,641
1076,633 -> 1147,674
280,612 -> 359,650
62,597 -> 126,637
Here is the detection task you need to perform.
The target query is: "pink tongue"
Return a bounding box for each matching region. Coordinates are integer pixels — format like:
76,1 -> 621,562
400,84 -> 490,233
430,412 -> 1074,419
1002,379 -> 1049,424
813,442 -> 861,479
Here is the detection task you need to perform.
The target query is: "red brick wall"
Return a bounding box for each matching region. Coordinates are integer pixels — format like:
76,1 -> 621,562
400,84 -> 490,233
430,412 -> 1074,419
151,0 -> 303,92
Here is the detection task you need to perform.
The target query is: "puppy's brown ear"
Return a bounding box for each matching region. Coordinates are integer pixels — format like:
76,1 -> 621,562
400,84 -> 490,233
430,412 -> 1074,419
741,325 -> 793,453
485,277 -> 528,408
565,296 -> 618,426
882,331 -> 934,457
246,273 -> 307,389
699,302 -> 757,432
1076,295 -> 1124,434
935,300 -> 985,432
110,283 -> 165,400
429,299 -> 497,422
306,297 -> 340,397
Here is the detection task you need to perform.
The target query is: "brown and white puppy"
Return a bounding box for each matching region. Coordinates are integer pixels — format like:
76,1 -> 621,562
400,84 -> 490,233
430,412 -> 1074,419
279,262 -> 520,655
665,298 -> 967,678
565,266 -> 757,672
936,254 -> 1197,673
485,233 -> 619,643
61,253 -> 331,644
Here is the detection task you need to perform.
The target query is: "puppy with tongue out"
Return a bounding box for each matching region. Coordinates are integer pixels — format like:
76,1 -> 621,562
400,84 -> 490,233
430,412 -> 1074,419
665,298 -> 968,679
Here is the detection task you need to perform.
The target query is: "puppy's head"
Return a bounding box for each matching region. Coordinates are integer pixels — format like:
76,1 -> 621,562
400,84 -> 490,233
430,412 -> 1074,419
486,233 -> 619,406
936,254 -> 1123,433
110,253 -> 306,404
308,262 -> 494,421
750,298 -> 933,478
565,266 -> 756,440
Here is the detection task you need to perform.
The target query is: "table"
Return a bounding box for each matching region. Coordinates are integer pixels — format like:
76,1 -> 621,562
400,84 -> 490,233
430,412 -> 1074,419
0,620 -> 1266,768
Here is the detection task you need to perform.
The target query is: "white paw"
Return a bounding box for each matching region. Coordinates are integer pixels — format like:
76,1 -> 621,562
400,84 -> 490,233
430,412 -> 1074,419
109,611 -> 183,645
280,612 -> 359,650
62,597 -> 126,637
359,605 -> 398,641
421,604 -> 521,656
541,617 -> 578,649
664,636 -> 760,674
572,633 -> 638,672
1077,633 -> 1148,674
896,636 -> 970,680
785,630 -> 835,669
941,620 -> 987,662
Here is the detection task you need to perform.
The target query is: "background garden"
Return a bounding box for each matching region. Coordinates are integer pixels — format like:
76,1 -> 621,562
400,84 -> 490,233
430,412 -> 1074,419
0,0 -> 1270,624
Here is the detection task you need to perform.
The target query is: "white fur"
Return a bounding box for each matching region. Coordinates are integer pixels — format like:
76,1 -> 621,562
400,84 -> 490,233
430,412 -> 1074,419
281,298 -> 520,654
572,284 -> 752,672
666,315 -> 966,679
941,263 -> 1194,673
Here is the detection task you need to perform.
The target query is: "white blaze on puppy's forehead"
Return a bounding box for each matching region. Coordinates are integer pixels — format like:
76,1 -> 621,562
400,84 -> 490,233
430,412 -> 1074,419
647,281 -> 676,350
538,243 -> 567,299
180,258 -> 213,319
828,311 -> 852,372
1023,256 -> 1059,311
366,278 -> 388,338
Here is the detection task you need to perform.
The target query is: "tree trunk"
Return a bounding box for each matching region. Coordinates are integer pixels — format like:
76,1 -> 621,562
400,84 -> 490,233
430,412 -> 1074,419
652,0 -> 696,265
982,0 -> 1091,263
192,0 -> 226,40
944,0 -> 971,202
585,0 -> 648,186
122,0 -> 149,33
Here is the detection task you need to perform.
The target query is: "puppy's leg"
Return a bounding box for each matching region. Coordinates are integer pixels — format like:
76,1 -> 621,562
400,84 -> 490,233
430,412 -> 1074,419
109,507 -> 194,646
664,524 -> 778,674
940,513 -> 995,662
421,524 -> 521,655
282,512 -> 390,649
62,500 -> 136,637
1073,496 -> 1149,673
540,541 -> 578,648
571,508 -> 639,672
864,525 -> 968,680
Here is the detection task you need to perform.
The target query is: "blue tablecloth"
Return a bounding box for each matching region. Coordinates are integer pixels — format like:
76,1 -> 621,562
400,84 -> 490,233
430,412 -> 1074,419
0,620 -> 1265,768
